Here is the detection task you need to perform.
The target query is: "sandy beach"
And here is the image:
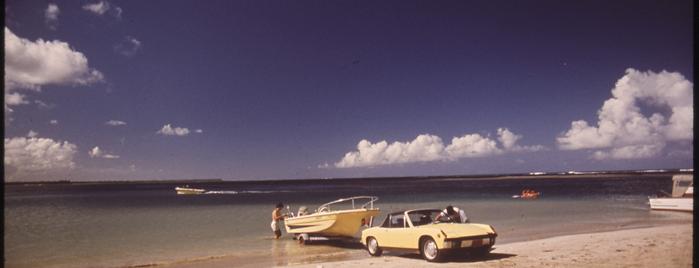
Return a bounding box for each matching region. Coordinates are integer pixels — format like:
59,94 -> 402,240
286,223 -> 693,268
161,222 -> 692,268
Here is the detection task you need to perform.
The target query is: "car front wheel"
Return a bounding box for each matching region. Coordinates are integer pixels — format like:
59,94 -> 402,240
366,237 -> 383,256
421,237 -> 442,262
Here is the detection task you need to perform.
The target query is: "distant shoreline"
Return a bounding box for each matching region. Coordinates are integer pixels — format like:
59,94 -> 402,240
5,169 -> 692,185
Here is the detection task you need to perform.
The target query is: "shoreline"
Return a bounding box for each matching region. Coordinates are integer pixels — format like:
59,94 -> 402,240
160,221 -> 693,268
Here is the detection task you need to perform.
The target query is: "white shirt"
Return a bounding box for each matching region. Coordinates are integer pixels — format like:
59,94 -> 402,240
439,207 -> 468,223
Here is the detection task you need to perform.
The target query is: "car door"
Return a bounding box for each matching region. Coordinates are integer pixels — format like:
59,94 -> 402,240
379,213 -> 416,249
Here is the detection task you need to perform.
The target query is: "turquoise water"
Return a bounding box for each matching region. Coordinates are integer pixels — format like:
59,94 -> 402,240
4,174 -> 692,267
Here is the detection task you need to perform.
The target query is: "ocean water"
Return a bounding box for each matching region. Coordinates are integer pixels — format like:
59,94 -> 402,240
3,174 -> 693,267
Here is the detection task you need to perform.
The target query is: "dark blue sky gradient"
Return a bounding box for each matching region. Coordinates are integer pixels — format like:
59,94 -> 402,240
4,0 -> 693,180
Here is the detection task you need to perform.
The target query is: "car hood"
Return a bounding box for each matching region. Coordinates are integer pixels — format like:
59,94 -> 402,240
418,223 -> 495,238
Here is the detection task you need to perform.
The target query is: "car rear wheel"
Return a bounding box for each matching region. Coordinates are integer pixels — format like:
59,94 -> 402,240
366,237 -> 383,256
421,237 -> 442,262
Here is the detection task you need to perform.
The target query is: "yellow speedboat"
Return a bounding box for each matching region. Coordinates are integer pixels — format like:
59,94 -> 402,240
284,196 -> 380,239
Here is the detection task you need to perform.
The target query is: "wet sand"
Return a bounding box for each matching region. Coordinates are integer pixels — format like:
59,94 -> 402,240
160,222 -> 692,268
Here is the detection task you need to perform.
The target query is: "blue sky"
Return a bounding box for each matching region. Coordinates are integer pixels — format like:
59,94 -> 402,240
4,0 -> 694,181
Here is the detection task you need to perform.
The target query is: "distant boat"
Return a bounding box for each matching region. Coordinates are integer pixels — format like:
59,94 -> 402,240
513,189 -> 540,199
175,186 -> 206,195
284,196 -> 380,242
649,175 -> 693,212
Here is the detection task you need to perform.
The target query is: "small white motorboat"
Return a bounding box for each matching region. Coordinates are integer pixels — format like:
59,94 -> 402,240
649,175 -> 693,212
175,186 -> 206,195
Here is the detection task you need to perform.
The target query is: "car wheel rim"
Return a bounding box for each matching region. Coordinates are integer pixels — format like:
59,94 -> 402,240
368,239 -> 378,254
424,240 -> 437,259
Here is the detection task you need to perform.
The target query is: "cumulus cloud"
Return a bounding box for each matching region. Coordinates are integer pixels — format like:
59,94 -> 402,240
114,36 -> 141,56
45,4 -> 60,29
4,27 -> 102,122
157,124 -> 191,136
557,69 -> 693,159
4,27 -> 104,91
50,120 -> 58,125
497,128 -> 546,152
445,133 -> 501,159
335,128 -> 543,168
89,146 -> 120,159
27,130 -> 39,138
4,136 -> 77,175
105,120 -> 127,126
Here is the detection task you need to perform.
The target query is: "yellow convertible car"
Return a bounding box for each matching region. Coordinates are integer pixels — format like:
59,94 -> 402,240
360,209 -> 497,262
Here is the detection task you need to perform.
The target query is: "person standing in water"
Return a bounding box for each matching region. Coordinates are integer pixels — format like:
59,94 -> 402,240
271,203 -> 287,239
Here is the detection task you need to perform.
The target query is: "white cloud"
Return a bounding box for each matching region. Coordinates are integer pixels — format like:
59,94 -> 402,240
82,1 -> 122,19
334,128 -> 543,168
4,136 -> 77,174
195,129 -> 203,133
114,7 -> 123,19
35,100 -> 54,109
27,130 -> 39,138
88,146 -> 100,157
4,27 -> 102,122
4,92 -> 31,116
50,120 -> 58,125
82,1 -> 110,15
157,124 -> 191,136
89,146 -> 120,159
497,128 -> 546,152
5,92 -> 29,106
45,4 -> 60,29
115,36 -> 141,56
105,120 -> 127,126
557,69 -> 693,159
4,27 -> 104,91
497,128 -> 520,150
592,144 -> 665,160
445,134 -> 501,159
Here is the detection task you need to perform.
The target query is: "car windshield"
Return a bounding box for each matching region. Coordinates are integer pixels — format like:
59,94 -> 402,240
408,210 -> 442,227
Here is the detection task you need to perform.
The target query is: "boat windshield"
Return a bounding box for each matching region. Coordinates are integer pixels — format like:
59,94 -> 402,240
316,196 -> 378,213
407,209 -> 442,227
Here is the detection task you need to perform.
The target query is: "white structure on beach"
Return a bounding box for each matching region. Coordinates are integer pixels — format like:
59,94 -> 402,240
649,175 -> 693,212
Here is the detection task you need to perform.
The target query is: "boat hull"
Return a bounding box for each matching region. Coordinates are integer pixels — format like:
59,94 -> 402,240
175,187 -> 205,195
284,208 -> 380,237
649,197 -> 693,212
